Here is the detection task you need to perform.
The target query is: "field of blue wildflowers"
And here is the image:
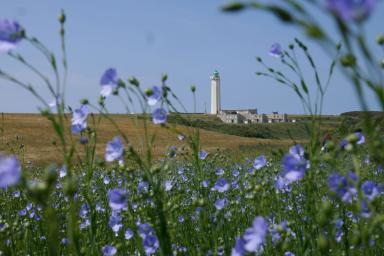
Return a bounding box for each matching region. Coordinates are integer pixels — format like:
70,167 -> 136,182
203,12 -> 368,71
1,1 -> 384,255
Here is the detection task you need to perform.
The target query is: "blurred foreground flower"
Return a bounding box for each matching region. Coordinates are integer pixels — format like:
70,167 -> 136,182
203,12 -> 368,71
281,145 -> 309,183
328,172 -> 357,203
146,86 -> 162,106
102,245 -> 117,256
71,104 -> 89,134
105,136 -> 124,163
326,0 -> 375,21
362,181 -> 379,201
0,19 -> 23,53
231,237 -> 246,256
100,68 -> 118,97
243,216 -> 268,253
108,189 -> 128,211
0,154 -> 21,189
355,131 -> 365,144
151,107 -> 167,124
254,155 -> 267,170
138,223 -> 159,255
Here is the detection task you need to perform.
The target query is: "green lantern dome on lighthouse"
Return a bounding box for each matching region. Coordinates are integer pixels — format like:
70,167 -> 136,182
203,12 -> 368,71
213,70 -> 219,77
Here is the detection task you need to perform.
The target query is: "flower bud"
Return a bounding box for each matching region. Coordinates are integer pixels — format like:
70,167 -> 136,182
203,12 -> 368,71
144,88 -> 153,97
80,98 -> 89,105
161,73 -> 168,83
98,96 -> 105,107
128,76 -> 139,87
221,3 -> 245,12
340,54 -> 356,67
58,10 -> 66,24
118,79 -> 126,88
377,34 -> 384,45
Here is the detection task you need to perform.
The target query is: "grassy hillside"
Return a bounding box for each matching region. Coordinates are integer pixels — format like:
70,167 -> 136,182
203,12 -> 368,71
1,112 -> 376,165
167,113 -> 342,140
0,113 -> 304,165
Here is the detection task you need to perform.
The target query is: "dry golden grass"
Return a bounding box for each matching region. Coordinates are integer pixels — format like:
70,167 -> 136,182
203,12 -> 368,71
0,114 -> 305,165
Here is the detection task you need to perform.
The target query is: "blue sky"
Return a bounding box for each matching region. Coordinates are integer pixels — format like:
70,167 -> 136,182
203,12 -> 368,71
0,0 -> 383,114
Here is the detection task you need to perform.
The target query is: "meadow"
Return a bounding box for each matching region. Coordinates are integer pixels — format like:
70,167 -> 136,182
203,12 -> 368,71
1,1 -> 384,255
0,113 -> 311,165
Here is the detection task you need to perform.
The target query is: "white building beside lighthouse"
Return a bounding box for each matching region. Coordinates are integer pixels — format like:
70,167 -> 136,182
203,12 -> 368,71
212,70 -> 289,123
210,70 -> 221,114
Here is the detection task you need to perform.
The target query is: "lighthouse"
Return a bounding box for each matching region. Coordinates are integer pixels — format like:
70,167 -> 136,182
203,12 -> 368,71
210,70 -> 221,114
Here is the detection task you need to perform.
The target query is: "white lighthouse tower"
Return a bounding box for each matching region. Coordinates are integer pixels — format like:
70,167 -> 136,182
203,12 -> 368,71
210,70 -> 221,114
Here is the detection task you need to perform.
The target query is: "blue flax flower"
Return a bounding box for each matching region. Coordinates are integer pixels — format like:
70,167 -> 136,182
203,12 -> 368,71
199,150 -> 208,160
335,219 -> 344,242
355,131 -> 365,144
138,223 -> 159,255
105,137 -> 124,162
243,216 -> 268,253
151,107 -> 167,124
328,172 -> 357,203
232,169 -> 240,177
212,178 -> 230,193
231,237 -> 246,256
164,180 -> 173,191
216,168 -> 225,176
214,198 -> 228,210
281,154 -> 307,183
143,234 -> 159,255
79,203 -> 89,219
269,43 -> 283,57
146,86 -> 163,106
59,165 -> 66,178
0,19 -> 23,53
108,189 -> 128,211
326,0 -> 375,21
274,176 -> 292,193
100,68 -> 118,97
361,200 -> 371,218
0,154 -> 21,189
271,220 -> 295,243
289,144 -> 304,158
280,144 -> 309,183
18,209 -> 27,216
102,245 -> 117,256
71,104 -> 89,134
109,211 -> 123,234
138,181 -> 149,193
362,180 -> 379,201
253,155 -> 267,170
125,228 -> 134,240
